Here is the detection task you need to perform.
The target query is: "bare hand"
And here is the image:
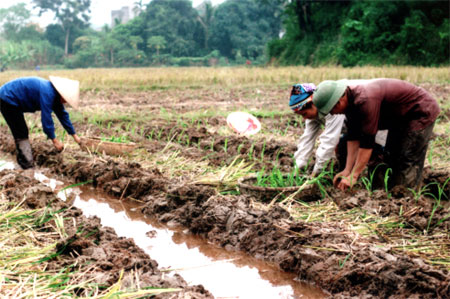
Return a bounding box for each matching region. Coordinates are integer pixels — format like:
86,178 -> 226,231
337,176 -> 352,190
52,139 -> 64,152
333,170 -> 349,187
72,134 -> 81,144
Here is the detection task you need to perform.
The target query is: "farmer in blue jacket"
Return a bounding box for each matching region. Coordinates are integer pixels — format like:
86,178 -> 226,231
0,76 -> 82,169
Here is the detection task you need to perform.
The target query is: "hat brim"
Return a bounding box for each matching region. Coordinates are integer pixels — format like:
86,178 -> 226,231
49,76 -> 80,109
321,80 -> 348,115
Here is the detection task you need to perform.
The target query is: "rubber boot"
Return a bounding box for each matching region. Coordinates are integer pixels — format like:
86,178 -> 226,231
15,139 -> 34,169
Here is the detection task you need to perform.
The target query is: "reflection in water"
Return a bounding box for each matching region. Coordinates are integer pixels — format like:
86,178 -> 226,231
27,169 -> 325,299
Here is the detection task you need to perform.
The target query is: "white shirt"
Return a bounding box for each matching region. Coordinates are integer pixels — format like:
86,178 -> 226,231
294,114 -> 345,174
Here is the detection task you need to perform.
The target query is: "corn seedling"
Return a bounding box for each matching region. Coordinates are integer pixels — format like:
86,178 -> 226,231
157,128 -> 164,140
260,140 -> 266,162
210,137 -> 215,151
361,163 -> 386,195
101,135 -> 130,143
237,143 -> 244,155
339,253 -> 352,269
248,143 -> 255,160
223,137 -> 228,153
255,166 -> 306,188
384,168 -> 392,198
426,177 -> 450,232
408,184 -> 430,203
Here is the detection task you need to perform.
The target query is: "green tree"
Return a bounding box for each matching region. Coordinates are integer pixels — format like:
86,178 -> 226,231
32,0 -> 91,56
0,3 -> 35,42
142,0 -> 204,57
101,25 -> 121,65
132,0 -> 145,17
210,0 -> 282,60
197,0 -> 215,50
147,35 -> 166,56
0,41 -> 33,71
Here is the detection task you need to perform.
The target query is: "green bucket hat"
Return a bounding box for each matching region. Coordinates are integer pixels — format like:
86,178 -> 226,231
312,80 -> 348,116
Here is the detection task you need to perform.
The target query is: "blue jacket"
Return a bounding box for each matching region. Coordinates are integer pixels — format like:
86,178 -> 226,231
0,77 -> 76,139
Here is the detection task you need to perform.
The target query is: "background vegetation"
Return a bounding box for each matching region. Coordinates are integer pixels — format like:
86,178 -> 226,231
0,0 -> 448,70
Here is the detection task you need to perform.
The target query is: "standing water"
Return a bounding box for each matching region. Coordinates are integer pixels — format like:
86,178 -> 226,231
1,160 -> 325,298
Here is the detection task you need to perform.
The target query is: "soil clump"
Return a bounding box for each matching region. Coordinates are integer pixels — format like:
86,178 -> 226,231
1,125 -> 449,298
0,169 -> 212,298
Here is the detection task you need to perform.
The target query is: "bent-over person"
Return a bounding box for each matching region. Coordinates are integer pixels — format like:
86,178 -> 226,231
312,78 -> 440,190
0,76 -> 82,169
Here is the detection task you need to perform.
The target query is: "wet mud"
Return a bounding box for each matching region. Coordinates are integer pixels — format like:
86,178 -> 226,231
140,121 -> 297,170
0,169 -> 212,298
1,127 -> 448,298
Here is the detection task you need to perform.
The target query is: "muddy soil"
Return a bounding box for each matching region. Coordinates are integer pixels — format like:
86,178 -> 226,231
1,128 -> 448,298
0,169 -> 212,298
139,120 -> 296,172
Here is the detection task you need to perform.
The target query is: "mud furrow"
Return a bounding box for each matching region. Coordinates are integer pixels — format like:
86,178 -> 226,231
1,129 -> 447,298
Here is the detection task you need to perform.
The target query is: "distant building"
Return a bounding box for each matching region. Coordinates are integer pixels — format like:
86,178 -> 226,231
111,6 -> 130,28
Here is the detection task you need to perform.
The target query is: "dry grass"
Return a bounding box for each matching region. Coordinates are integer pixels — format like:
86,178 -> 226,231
1,66 -> 449,91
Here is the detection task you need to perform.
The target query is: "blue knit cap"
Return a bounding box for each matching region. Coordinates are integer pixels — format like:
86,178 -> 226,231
289,83 -> 316,111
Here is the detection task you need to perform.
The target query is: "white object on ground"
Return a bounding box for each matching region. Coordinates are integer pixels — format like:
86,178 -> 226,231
226,111 -> 261,136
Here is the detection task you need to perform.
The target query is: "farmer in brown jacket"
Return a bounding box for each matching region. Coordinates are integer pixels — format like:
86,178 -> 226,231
312,79 -> 440,191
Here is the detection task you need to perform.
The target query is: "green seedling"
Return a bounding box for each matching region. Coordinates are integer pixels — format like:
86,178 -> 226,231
248,143 -> 255,160
237,143 -> 244,155
426,177 -> 450,233
255,166 -> 306,188
147,128 -> 155,140
260,140 -> 266,162
101,136 -> 130,143
223,138 -> 228,153
360,163 -> 386,195
157,128 -> 164,140
384,168 -> 392,198
210,137 -> 215,151
339,253 -> 352,269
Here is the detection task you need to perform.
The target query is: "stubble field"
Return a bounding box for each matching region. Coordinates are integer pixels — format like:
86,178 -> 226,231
0,66 -> 449,298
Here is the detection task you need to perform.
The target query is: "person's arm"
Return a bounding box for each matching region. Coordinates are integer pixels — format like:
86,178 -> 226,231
53,100 -> 76,135
40,96 -> 57,140
336,146 -> 372,190
293,118 -> 322,171
333,140 -> 359,186
53,100 -> 83,146
313,114 -> 345,175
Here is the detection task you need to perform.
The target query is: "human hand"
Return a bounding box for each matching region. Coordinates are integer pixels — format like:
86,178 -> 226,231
72,134 -> 81,144
52,138 -> 64,152
336,174 -> 358,190
333,170 -> 350,187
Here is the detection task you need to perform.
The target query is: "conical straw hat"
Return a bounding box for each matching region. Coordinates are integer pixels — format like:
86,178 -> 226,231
49,76 -> 79,109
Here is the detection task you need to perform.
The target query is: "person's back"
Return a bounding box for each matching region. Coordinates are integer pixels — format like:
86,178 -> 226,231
0,77 -> 57,112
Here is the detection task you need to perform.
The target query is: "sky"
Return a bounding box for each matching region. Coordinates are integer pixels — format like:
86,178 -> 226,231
0,0 -> 225,29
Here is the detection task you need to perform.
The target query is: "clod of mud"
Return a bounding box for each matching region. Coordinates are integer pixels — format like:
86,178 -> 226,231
141,182 -> 449,298
0,169 -> 213,298
331,187 -> 449,232
1,127 -> 449,298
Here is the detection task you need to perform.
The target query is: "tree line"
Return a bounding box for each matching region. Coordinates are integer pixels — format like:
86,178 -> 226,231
0,0 -> 448,70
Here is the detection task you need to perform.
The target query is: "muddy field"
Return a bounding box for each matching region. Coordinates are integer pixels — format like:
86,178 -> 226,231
1,69 -> 449,298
